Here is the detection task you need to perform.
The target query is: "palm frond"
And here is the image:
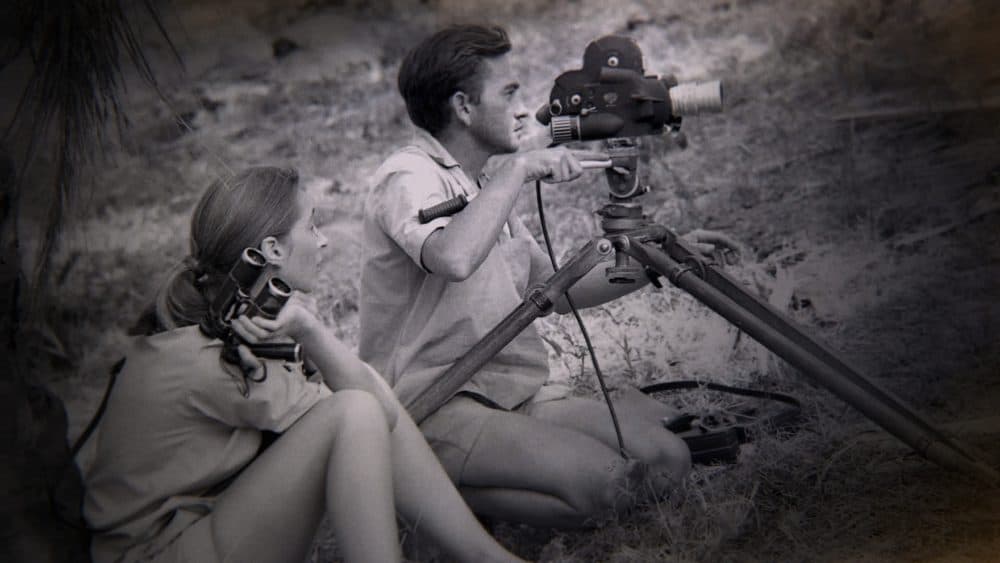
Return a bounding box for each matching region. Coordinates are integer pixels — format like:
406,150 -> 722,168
3,0 -> 180,297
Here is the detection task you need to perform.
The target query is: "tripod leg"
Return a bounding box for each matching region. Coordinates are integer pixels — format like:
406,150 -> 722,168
621,238 -> 998,485
667,238 -> 977,457
404,238 -> 614,424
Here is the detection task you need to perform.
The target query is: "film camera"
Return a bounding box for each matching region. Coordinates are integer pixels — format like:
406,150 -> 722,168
199,247 -> 302,373
536,35 -> 723,144
416,36 -> 724,222
537,35 -> 723,202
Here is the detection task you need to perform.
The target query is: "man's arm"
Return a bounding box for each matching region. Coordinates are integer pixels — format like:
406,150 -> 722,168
421,148 -> 608,281
421,156 -> 525,281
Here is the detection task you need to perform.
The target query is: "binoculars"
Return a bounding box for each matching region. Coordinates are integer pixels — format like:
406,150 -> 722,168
210,247 -> 293,322
200,247 -> 302,363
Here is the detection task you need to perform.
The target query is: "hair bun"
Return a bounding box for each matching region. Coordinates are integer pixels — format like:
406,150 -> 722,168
182,255 -> 210,287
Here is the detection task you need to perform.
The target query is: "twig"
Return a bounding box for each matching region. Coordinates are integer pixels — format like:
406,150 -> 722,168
890,200 -> 1000,249
829,96 -> 1000,122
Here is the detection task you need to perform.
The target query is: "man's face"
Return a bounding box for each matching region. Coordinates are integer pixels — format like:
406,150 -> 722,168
466,54 -> 528,154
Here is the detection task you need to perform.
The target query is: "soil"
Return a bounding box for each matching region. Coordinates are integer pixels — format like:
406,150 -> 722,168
9,0 -> 1000,561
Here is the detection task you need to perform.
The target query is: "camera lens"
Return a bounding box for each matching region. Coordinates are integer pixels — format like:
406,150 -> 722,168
668,81 -> 724,116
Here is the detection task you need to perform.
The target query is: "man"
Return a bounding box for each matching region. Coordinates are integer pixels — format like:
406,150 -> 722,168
360,25 -> 729,527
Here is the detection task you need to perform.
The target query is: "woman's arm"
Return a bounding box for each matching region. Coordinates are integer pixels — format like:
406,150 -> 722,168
296,323 -> 399,430
230,294 -> 399,429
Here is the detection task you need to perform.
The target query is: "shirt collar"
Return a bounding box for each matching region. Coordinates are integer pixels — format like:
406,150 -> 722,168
412,128 -> 460,169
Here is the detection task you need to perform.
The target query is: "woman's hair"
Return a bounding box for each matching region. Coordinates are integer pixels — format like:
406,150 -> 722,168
397,24 -> 511,136
133,166 -> 302,334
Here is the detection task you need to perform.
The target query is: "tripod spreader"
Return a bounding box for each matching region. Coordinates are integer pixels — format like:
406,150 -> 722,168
402,221 -> 999,485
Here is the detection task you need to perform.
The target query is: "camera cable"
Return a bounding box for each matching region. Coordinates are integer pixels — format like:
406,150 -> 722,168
535,179 -> 627,460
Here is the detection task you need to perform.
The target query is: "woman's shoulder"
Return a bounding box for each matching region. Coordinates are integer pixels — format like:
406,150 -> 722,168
123,325 -> 223,375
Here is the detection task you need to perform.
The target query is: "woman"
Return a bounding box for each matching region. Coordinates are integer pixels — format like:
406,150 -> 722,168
83,167 -> 522,563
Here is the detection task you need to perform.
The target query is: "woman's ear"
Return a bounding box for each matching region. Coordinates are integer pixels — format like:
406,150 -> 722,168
259,236 -> 286,263
449,91 -> 473,127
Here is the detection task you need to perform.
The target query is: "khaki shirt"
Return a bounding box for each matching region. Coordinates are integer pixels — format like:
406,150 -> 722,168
84,325 -> 331,563
359,129 -> 551,410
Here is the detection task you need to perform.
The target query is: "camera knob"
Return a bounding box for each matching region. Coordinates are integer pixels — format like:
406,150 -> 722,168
606,264 -> 641,284
605,252 -> 641,284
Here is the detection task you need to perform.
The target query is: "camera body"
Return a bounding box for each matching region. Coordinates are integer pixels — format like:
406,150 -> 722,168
536,36 -> 723,144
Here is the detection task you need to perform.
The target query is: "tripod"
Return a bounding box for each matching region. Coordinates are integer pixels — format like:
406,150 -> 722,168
407,139 -> 999,485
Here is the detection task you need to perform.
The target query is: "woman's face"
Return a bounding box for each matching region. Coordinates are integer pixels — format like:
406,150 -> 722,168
270,191 -> 328,292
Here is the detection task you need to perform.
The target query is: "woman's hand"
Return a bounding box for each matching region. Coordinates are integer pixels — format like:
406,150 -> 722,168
233,291 -> 402,431
230,291 -> 323,344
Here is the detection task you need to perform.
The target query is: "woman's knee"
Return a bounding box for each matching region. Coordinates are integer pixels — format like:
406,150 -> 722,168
311,390 -> 388,435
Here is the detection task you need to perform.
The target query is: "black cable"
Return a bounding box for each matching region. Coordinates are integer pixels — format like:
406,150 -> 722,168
535,180 -> 627,460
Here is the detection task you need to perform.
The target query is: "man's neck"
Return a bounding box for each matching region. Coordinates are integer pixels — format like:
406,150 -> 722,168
436,128 -> 491,183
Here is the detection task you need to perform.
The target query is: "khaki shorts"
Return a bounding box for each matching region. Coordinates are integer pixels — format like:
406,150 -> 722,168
147,513 -> 216,563
418,383 -> 572,483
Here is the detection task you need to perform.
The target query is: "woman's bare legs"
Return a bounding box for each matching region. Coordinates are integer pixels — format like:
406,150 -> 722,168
197,389 -> 520,563
207,390 -> 400,563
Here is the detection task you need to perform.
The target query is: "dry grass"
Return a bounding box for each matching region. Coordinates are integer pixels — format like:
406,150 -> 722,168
27,0 -> 1000,561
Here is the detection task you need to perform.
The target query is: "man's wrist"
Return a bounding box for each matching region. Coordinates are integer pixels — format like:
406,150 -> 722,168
482,154 -> 526,188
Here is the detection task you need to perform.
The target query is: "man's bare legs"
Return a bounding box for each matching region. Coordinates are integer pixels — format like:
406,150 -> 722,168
448,393 -> 690,528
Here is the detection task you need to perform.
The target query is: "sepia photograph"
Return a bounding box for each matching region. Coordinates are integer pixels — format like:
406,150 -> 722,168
3,0 -> 999,561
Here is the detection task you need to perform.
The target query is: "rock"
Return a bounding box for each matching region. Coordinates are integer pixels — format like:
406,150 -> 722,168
272,37 -> 299,59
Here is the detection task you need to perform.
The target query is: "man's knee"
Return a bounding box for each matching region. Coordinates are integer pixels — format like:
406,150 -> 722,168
563,456 -> 642,523
626,425 -> 692,480
663,432 -> 692,477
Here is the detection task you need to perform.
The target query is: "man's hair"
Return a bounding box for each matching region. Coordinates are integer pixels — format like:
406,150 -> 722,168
397,25 -> 511,136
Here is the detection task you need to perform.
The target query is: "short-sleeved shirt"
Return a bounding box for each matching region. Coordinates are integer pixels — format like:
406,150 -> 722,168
83,325 -> 331,563
359,129 -> 552,411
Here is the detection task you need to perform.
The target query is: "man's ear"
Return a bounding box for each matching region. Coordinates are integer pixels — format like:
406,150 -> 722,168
449,91 -> 474,127
259,235 -> 286,263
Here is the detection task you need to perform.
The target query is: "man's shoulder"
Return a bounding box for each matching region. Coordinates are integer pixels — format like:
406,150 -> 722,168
374,144 -> 442,178
366,144 -> 451,211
